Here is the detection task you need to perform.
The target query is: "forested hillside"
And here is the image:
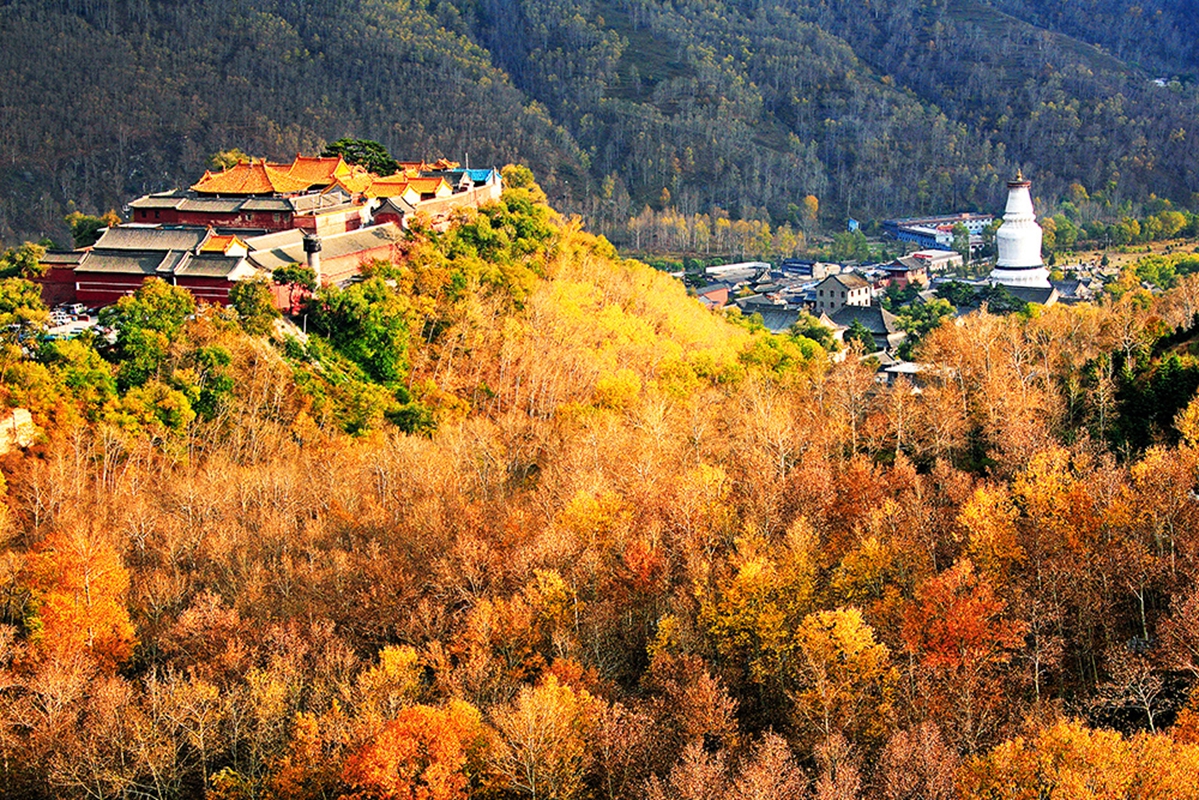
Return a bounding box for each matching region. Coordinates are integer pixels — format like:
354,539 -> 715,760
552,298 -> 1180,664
5,173 -> 1199,797
1,0 -> 1197,248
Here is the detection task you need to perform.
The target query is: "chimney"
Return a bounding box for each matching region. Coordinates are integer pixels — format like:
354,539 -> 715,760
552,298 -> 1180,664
302,232 -> 322,285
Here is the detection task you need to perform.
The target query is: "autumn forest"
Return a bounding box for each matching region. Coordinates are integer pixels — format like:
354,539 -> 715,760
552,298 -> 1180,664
0,167 -> 1198,798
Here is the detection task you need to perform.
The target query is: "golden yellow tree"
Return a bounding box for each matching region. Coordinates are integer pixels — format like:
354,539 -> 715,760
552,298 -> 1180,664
792,607 -> 896,746
490,675 -> 594,800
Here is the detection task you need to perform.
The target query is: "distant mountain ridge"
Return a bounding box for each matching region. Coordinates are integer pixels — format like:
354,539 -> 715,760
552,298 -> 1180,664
0,0 -> 1195,246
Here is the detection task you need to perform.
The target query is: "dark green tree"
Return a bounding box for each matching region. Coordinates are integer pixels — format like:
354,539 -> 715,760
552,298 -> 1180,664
936,281 -> 980,307
322,138 -> 399,176
272,263 -> 318,314
789,311 -> 837,351
100,278 -> 196,390
895,298 -> 955,359
64,211 -> 121,249
306,277 -> 412,384
979,284 -> 1029,315
844,318 -> 876,351
952,223 -> 971,266
228,278 -> 279,336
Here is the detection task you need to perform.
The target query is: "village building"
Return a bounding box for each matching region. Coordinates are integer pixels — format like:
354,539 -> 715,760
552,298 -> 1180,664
814,273 -> 871,315
753,305 -> 807,334
372,197 -> 420,228
1005,284 -> 1058,307
38,251 -> 86,306
130,156 -> 372,235
883,212 -> 992,252
128,155 -> 501,235
907,249 -> 963,272
1051,276 -> 1099,303
41,152 -> 505,310
695,283 -> 730,309
880,256 -> 931,289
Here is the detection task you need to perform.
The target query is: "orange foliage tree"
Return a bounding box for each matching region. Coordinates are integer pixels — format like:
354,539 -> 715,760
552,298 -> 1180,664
23,529 -> 135,669
902,559 -> 1027,751
341,700 -> 491,800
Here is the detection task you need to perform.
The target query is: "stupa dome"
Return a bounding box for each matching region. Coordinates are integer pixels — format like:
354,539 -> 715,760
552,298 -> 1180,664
989,172 -> 1050,288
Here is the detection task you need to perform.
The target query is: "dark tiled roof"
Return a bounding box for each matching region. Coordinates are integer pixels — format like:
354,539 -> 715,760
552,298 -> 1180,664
1006,286 -> 1058,306
42,251 -> 86,266
240,197 -> 296,212
1051,279 -> 1083,296
92,226 -> 210,252
320,224 -> 399,260
889,256 -> 927,271
756,307 -> 802,333
737,294 -> 782,308
174,254 -> 246,278
178,198 -> 245,213
824,273 -> 870,290
374,197 -> 417,217
830,304 -> 900,334
128,193 -> 187,209
246,241 -> 305,272
246,224 -> 400,271
75,252 -> 174,276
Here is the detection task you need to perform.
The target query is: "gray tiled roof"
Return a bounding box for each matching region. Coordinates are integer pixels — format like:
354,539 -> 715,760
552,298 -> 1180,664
889,256 -> 926,271
824,273 -> 870,290
246,242 -> 305,272
320,224 -> 400,260
374,197 -> 418,217
239,197 -> 295,212
128,193 -> 187,209
830,304 -> 900,334
246,223 -> 400,271
75,252 -> 174,275
756,307 -> 802,333
178,198 -> 245,213
174,254 -> 245,278
42,251 -> 86,266
92,226 -> 210,252
1006,286 -> 1058,306
1051,279 -> 1083,296
154,251 -> 189,274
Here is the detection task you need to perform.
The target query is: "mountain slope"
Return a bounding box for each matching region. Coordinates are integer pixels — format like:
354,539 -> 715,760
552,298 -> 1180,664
0,0 -> 1196,246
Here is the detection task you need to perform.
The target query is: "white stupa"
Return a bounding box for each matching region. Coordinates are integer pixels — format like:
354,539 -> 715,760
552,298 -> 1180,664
989,172 -> 1051,288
